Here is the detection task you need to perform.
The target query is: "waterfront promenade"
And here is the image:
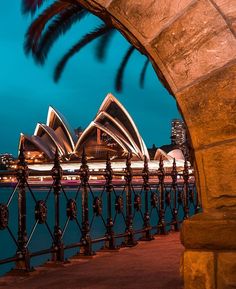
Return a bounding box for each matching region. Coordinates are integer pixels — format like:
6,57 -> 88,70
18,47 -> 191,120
0,233 -> 183,289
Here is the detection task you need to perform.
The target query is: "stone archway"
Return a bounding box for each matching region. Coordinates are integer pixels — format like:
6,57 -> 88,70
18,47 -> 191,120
76,1 -> 236,288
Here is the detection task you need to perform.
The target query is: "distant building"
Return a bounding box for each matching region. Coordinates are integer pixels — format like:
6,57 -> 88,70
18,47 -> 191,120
171,119 -> 186,147
0,153 -> 15,169
171,119 -> 190,160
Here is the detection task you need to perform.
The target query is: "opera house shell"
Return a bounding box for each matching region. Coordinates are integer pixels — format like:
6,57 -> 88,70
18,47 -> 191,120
19,93 -> 150,163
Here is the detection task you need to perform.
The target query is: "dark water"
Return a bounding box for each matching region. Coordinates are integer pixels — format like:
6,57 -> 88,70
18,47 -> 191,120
0,183 -> 197,276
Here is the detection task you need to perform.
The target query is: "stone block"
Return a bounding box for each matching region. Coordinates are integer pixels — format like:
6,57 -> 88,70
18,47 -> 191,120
176,64 -> 236,148
108,0 -> 193,40
213,0 -> 236,34
181,211 -> 236,250
151,0 -> 236,89
194,141 -> 236,209
218,252 -> 236,289
182,250 -> 216,289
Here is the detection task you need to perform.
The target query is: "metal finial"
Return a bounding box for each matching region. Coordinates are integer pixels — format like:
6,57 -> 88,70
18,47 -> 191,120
143,155 -> 148,173
106,152 -> 112,172
18,141 -> 27,169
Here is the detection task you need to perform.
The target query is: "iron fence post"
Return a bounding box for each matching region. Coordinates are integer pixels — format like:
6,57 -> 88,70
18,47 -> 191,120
183,159 -> 189,219
16,145 -> 31,271
104,153 -> 116,249
123,153 -> 137,247
51,149 -> 64,262
171,159 -> 179,231
79,148 -> 93,255
157,156 -> 166,235
140,155 -> 153,241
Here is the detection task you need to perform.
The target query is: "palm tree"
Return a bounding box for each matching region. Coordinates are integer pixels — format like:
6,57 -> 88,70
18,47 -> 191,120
22,0 -> 150,91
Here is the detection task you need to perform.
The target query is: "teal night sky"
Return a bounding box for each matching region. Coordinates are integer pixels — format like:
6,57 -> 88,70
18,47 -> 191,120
0,1 -> 181,156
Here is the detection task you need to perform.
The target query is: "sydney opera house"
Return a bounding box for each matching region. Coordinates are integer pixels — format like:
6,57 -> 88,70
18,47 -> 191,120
19,93 -> 186,171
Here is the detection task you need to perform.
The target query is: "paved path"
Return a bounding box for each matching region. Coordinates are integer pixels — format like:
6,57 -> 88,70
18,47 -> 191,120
1,233 -> 184,289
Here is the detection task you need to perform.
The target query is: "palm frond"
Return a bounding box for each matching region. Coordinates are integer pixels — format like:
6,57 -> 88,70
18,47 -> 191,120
22,0 -> 46,14
24,1 -> 72,55
115,46 -> 135,92
54,24 -> 111,82
139,59 -> 149,89
35,5 -> 87,64
95,29 -> 115,61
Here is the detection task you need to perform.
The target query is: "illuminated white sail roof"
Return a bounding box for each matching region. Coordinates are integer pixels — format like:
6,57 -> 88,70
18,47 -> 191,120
167,149 -> 185,160
46,106 -> 75,153
34,123 -> 65,156
19,133 -> 54,160
97,93 -> 149,160
94,111 -> 140,157
19,94 -> 150,162
75,121 -> 128,160
153,148 -> 172,161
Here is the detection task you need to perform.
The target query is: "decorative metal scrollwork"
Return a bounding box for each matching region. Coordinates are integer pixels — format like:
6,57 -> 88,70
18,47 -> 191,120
93,197 -> 102,216
115,196 -> 123,213
165,192 -> 171,206
134,194 -> 142,211
151,192 -> 158,208
67,199 -> 77,220
0,204 -> 8,230
52,167 -> 63,181
35,200 -> 47,224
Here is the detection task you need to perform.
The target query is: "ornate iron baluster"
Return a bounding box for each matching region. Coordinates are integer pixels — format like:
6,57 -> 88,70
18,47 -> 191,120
157,156 -> 166,234
171,159 -> 179,231
140,155 -> 153,241
104,153 -> 116,250
51,149 -> 64,261
123,153 -> 137,247
183,159 -> 189,219
16,145 -> 31,271
79,148 -> 93,255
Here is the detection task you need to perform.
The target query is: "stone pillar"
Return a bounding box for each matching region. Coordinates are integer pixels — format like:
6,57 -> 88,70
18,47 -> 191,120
178,62 -> 236,289
77,0 -> 236,288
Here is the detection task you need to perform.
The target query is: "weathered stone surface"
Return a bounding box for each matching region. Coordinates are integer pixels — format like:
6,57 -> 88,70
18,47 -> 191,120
213,0 -> 236,34
108,0 -> 194,41
218,252 -> 236,289
182,250 -> 216,289
176,63 -> 236,149
151,0 -> 236,89
195,142 -> 236,209
176,64 -> 236,209
181,211 -> 236,250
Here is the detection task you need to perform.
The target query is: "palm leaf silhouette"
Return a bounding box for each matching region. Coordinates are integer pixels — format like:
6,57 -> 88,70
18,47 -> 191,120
115,46 -> 135,92
23,0 -> 151,91
24,0 -> 74,54
54,24 -> 111,82
95,29 -> 116,61
35,6 -> 87,64
22,0 -> 47,14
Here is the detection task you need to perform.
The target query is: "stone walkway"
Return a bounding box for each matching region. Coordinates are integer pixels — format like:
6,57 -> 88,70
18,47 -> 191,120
1,233 -> 184,289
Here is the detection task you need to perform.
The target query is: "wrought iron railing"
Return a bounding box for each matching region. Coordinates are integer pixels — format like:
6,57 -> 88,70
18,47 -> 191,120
0,148 -> 200,273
